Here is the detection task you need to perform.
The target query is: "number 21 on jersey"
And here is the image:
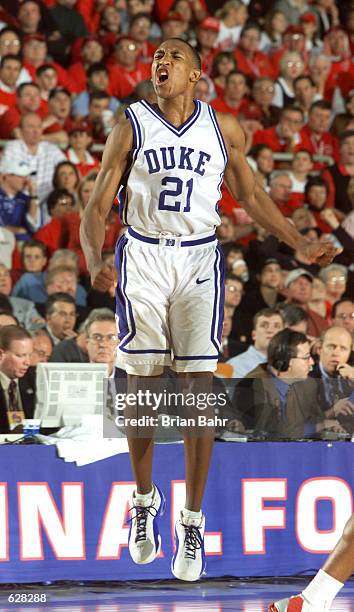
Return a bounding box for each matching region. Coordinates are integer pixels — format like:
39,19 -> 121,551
158,177 -> 194,213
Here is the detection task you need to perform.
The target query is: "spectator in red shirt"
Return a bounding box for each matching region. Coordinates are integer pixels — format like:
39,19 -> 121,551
42,87 -> 74,147
304,176 -> 335,233
322,130 -> 354,216
270,25 -> 309,76
35,64 -> 58,108
253,105 -> 305,153
300,100 -> 339,166
0,82 -> 47,140
66,122 -> 100,177
52,161 -> 80,203
211,70 -> 248,117
108,35 -> 151,100
34,188 -> 75,256
21,34 -> 74,92
293,75 -> 321,122
129,12 -> 157,64
0,55 -> 22,116
242,76 -> 280,127
68,37 -> 105,94
273,51 -> 304,108
234,23 -> 277,81
195,17 -> 220,76
268,170 -> 298,217
210,51 -> 237,98
322,28 -> 354,100
160,11 -> 186,41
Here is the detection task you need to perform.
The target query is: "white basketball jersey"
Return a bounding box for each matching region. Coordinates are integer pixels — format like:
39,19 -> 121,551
119,100 -> 228,236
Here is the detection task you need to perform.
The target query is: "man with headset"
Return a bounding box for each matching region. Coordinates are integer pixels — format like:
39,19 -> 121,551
233,329 -> 344,438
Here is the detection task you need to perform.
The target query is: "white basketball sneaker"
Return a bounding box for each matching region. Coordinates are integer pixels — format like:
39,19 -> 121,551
171,511 -> 206,581
128,483 -> 165,564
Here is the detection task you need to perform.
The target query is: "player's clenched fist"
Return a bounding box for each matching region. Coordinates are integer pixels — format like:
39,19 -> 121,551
91,261 -> 117,292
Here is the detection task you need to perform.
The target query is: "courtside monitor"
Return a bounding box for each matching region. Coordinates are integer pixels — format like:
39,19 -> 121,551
35,362 -> 108,428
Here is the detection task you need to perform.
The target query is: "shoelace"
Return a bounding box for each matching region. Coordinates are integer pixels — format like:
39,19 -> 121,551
128,504 -> 158,543
182,524 -> 203,560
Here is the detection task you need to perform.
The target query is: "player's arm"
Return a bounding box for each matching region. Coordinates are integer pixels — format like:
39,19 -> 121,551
80,114 -> 133,290
218,113 -> 338,266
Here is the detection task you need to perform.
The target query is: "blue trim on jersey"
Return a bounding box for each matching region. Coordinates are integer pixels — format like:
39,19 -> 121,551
128,227 -> 216,247
174,355 -> 219,360
120,107 -> 143,224
120,348 -> 171,354
207,106 -> 228,165
140,99 -> 201,137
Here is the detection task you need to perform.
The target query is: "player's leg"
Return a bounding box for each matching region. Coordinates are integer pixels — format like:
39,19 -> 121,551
181,371 -> 215,512
169,241 -> 224,581
123,369 -> 167,566
114,236 -> 170,564
269,514 -> 354,611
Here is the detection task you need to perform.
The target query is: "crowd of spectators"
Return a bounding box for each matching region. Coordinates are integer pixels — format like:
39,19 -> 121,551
0,0 -> 353,438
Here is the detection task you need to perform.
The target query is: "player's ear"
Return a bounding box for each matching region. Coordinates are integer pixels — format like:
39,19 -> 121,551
190,69 -> 201,83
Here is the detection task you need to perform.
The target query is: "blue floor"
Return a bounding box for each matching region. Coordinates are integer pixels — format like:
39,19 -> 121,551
0,579 -> 352,611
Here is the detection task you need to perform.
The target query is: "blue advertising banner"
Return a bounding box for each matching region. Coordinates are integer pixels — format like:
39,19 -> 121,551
0,442 -> 352,583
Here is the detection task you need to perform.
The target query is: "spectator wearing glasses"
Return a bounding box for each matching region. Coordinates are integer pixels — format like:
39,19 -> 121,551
44,292 -> 77,345
243,77 -> 280,128
0,28 -> 22,64
0,325 -> 35,433
108,35 -> 151,100
228,308 -> 284,377
331,299 -> 354,336
310,327 -> 354,432
86,311 -> 118,376
273,51 -> 304,108
319,264 -> 348,310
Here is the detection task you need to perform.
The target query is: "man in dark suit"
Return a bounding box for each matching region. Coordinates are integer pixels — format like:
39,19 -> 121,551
0,325 -> 36,433
310,326 -> 354,432
233,329 -> 344,438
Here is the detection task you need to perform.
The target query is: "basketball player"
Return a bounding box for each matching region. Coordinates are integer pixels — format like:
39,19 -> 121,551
269,513 -> 354,610
80,38 -> 337,582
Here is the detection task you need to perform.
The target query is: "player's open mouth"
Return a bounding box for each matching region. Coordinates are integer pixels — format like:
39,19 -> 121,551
156,68 -> 169,85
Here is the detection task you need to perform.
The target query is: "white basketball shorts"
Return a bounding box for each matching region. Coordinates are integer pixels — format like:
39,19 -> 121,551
115,227 -> 225,375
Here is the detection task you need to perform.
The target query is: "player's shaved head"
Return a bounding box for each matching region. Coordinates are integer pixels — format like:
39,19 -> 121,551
161,38 -> 201,72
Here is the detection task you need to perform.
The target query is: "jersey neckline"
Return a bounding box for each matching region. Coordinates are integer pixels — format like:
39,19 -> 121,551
139,99 -> 201,137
